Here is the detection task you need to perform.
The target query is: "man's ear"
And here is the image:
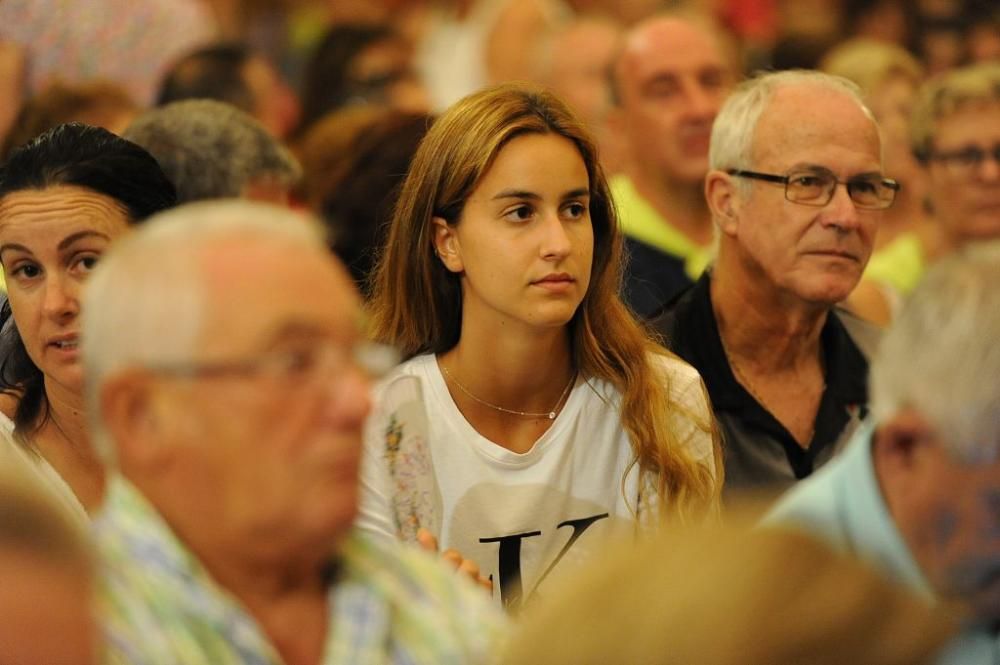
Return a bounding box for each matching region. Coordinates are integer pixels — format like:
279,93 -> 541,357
100,372 -> 172,473
705,170 -> 740,237
432,216 -> 464,273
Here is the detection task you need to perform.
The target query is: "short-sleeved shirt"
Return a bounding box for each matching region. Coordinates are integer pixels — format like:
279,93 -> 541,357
95,476 -> 504,665
652,272 -> 878,492
356,353 -> 716,612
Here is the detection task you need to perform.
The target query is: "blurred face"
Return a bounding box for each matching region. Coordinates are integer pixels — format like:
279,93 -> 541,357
0,553 -> 96,665
545,21 -> 621,128
243,55 -> 300,139
925,102 -> 1000,246
351,37 -> 429,113
151,241 -> 371,552
614,18 -> 733,185
0,186 -> 130,396
885,422 -> 1000,623
435,133 -> 594,334
726,86 -> 883,305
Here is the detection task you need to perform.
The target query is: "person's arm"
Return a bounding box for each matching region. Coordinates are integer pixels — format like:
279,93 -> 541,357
0,42 -> 25,148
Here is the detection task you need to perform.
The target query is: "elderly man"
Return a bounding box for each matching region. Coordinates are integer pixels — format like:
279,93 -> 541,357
83,202 -> 502,664
608,13 -> 737,317
768,246 -> 1000,663
124,99 -> 301,205
653,71 -> 889,490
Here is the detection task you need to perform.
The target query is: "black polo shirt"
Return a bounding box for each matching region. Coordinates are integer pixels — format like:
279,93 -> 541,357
621,236 -> 693,320
651,272 -> 879,492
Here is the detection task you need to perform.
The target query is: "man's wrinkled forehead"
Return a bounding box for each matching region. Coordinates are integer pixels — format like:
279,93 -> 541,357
619,17 -> 730,84
751,84 -> 882,168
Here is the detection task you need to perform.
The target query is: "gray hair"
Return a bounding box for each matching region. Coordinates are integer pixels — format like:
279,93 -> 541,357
709,70 -> 875,174
82,200 -> 328,464
870,241 -> 1000,463
123,99 -> 301,203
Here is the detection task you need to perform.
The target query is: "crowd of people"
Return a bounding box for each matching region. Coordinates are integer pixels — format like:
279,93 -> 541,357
0,0 -> 998,663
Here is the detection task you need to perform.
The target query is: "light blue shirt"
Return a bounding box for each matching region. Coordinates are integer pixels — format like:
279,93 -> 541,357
766,425 -> 999,664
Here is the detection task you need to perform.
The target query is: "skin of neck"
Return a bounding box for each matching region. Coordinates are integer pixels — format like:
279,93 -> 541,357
710,247 -> 828,372
441,305 -> 575,414
627,165 -> 714,246
37,377 -> 105,511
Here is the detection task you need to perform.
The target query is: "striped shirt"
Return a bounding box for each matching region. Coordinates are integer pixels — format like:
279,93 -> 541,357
95,476 -> 504,665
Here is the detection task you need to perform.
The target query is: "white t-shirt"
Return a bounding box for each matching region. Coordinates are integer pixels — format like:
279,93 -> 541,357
357,353 -> 715,610
0,413 -> 88,524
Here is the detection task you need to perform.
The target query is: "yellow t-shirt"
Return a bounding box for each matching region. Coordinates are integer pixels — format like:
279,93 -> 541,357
610,174 -> 712,280
863,232 -> 926,296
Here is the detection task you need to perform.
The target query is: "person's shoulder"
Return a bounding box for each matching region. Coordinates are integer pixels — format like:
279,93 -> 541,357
647,351 -> 703,398
832,306 -> 882,360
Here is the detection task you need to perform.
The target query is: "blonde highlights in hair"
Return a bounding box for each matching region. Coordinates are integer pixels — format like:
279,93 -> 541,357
369,84 -> 720,520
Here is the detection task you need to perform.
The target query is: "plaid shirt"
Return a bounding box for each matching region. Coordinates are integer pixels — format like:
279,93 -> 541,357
95,476 -> 504,665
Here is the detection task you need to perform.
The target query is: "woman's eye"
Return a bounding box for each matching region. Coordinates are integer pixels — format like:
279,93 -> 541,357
563,202 -> 587,219
10,263 -> 40,279
504,205 -> 533,222
72,254 -> 101,274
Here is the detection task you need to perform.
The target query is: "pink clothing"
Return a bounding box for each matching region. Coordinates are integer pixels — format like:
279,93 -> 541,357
0,0 -> 216,105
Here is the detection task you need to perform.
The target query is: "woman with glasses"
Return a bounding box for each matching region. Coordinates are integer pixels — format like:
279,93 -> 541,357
0,123 -> 175,519
862,62 -> 1000,304
359,84 -> 720,610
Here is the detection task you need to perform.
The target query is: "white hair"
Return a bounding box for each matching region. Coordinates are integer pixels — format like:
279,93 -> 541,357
82,200 -> 328,464
709,70 -> 876,175
870,241 -> 1000,463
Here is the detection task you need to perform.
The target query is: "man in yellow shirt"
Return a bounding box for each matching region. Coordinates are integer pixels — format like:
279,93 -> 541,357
607,14 -> 736,317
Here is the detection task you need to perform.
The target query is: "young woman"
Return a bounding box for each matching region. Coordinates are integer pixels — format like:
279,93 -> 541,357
0,123 -> 175,519
358,84 -> 721,610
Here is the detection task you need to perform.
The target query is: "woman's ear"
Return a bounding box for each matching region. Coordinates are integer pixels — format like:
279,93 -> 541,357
705,170 -> 740,238
432,216 -> 464,273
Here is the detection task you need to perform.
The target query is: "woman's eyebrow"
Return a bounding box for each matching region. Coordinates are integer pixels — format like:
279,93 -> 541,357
57,230 -> 112,251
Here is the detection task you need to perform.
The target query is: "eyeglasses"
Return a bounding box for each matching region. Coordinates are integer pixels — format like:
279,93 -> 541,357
727,168 -> 900,210
146,341 -> 400,386
930,144 -> 1000,178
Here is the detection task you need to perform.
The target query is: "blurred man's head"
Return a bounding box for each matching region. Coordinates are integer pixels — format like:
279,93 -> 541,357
911,63 -> 1000,247
158,43 -> 300,139
870,243 -> 1000,623
706,71 -> 890,306
538,17 -> 622,131
84,202 -> 374,558
610,15 -> 736,186
0,473 -> 95,665
125,100 -> 301,205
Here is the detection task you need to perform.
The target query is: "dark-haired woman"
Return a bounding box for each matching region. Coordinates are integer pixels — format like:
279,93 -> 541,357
0,123 -> 175,518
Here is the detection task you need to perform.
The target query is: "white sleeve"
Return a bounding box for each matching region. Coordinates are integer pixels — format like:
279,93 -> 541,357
355,398 -> 400,543
355,373 -> 442,544
660,356 -> 718,483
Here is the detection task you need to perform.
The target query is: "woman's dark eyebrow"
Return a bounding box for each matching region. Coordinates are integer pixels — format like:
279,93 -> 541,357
57,230 -> 111,251
0,242 -> 31,257
561,188 -> 590,200
491,189 -> 541,201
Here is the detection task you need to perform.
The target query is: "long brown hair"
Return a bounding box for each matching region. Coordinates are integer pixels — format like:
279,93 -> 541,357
368,84 -> 720,520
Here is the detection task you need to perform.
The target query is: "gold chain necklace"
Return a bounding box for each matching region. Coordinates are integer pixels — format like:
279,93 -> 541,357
440,363 -> 576,420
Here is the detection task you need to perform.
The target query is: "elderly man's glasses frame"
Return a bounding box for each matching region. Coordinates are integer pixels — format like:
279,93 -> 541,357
727,168 -> 900,210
